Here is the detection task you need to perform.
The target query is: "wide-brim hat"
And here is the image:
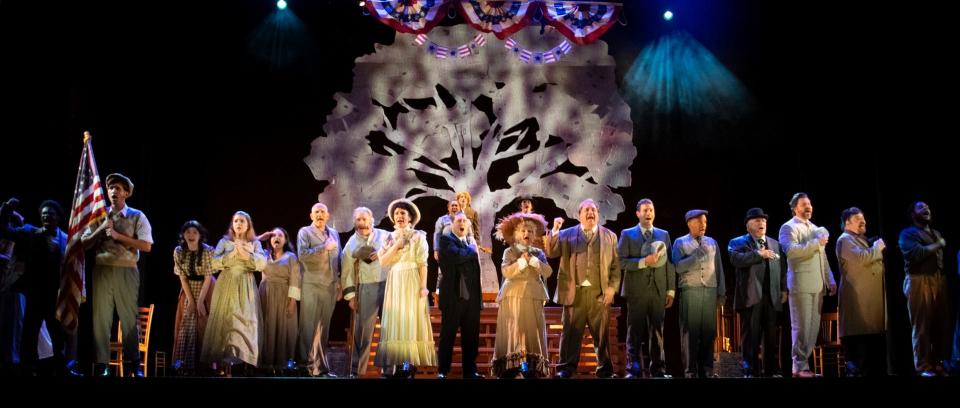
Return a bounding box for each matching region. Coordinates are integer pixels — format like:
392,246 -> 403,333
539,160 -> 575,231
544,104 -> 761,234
105,173 -> 134,196
387,198 -> 421,226
495,212 -> 548,246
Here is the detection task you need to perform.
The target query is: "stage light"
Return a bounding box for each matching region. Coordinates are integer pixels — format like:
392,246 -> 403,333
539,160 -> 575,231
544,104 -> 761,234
663,10 -> 673,21
277,0 -> 287,10
359,1 -> 366,6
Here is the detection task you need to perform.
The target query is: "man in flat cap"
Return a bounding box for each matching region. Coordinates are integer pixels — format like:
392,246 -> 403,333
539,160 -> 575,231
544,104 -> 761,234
617,198 -> 675,378
82,173 -> 153,377
672,209 -> 725,378
778,192 -> 835,378
728,208 -> 787,377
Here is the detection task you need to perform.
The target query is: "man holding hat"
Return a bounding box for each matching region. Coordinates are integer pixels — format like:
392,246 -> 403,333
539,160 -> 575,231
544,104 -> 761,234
82,173 -> 153,377
672,209 -> 725,378
779,192 -> 836,378
617,198 -> 675,378
728,208 -> 787,377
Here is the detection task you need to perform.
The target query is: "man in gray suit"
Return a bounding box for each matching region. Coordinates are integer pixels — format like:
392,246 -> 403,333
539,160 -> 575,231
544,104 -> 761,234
545,199 -> 620,378
728,208 -> 787,377
779,192 -> 836,378
617,198 -> 675,378
297,202 -> 342,377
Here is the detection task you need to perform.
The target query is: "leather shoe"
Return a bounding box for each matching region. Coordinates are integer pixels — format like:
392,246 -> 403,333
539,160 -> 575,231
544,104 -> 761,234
437,373 -> 448,379
463,372 -> 485,379
554,370 -> 571,379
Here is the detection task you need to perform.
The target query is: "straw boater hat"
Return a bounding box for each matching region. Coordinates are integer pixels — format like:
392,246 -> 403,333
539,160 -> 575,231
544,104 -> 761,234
495,212 -> 548,247
387,198 -> 421,227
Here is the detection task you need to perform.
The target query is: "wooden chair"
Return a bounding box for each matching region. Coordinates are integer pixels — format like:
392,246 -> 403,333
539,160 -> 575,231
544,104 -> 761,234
812,311 -> 844,377
108,304 -> 155,377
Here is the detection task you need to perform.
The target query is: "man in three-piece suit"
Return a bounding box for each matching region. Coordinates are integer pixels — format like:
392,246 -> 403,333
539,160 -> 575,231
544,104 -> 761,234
729,208 -> 788,377
617,198 -> 675,378
436,212 -> 484,379
779,192 -> 836,378
546,198 -> 621,378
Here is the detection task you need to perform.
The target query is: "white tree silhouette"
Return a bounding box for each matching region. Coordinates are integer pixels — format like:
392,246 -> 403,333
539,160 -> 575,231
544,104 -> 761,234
306,25 -> 635,295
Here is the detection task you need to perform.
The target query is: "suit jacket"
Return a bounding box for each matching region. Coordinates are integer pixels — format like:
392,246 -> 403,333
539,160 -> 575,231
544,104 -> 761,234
779,217 -> 836,294
728,234 -> 787,311
437,232 -> 483,311
836,232 -> 886,337
898,225 -> 943,276
546,225 -> 620,306
617,225 -> 675,298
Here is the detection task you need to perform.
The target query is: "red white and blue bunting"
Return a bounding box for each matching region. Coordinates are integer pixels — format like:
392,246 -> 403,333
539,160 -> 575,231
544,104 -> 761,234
415,33 -> 488,59
366,1 -> 622,45
365,0 -> 452,34
504,37 -> 572,64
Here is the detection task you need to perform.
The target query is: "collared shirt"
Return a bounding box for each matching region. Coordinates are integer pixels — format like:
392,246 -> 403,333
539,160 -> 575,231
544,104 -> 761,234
341,228 -> 389,300
673,234 -> 720,288
297,224 -> 340,285
433,214 -> 455,249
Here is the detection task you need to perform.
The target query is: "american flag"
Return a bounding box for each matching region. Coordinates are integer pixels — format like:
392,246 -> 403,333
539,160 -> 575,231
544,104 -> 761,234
56,132 -> 107,334
414,34 -> 429,45
456,44 -> 471,58
541,51 -> 557,64
556,40 -> 572,55
504,37 -> 518,51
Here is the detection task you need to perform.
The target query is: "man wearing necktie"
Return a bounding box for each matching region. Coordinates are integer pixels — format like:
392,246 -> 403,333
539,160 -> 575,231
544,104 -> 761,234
673,209 -> 726,378
617,198 -> 675,378
728,208 -> 788,377
437,212 -> 484,379
779,192 -> 836,378
545,199 -> 621,378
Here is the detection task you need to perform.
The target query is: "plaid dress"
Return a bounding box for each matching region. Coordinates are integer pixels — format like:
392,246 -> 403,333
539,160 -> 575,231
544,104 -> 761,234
172,244 -> 214,370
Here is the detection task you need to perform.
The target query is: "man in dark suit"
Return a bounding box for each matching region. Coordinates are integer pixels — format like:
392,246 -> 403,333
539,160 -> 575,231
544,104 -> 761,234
728,208 -> 788,377
617,198 -> 675,378
436,212 -> 484,379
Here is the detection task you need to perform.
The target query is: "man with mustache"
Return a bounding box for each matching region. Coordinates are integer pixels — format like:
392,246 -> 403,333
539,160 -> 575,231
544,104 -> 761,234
436,212 -> 484,379
340,207 -> 388,378
728,208 -> 787,378
545,199 -> 620,378
899,201 -> 950,377
673,209 -> 726,378
81,173 -> 153,377
779,192 -> 836,378
617,198 -> 675,378
296,202 -> 341,377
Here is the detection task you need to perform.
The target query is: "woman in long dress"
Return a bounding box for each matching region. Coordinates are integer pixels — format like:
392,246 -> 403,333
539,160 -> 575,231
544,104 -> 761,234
490,212 -> 552,378
373,199 -> 436,378
257,227 -> 301,375
171,220 -> 215,375
201,211 -> 266,376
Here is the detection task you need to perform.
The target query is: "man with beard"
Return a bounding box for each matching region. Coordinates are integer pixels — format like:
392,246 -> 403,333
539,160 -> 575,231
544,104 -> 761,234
82,173 -> 153,377
340,207 -> 388,378
899,201 -> 950,376
837,207 -> 887,376
545,199 -> 620,379
436,212 -> 484,379
779,192 -> 836,378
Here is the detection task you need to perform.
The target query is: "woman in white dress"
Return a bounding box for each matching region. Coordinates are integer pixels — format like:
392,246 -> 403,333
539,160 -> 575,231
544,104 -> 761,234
374,199 -> 436,378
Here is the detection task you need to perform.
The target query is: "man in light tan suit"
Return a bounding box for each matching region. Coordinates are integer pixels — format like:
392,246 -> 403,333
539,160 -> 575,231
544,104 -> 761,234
836,207 -> 887,376
545,199 -> 620,378
779,192 -> 836,378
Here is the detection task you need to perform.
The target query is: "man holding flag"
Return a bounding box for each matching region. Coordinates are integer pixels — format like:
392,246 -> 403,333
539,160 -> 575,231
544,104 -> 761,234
74,134 -> 153,377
